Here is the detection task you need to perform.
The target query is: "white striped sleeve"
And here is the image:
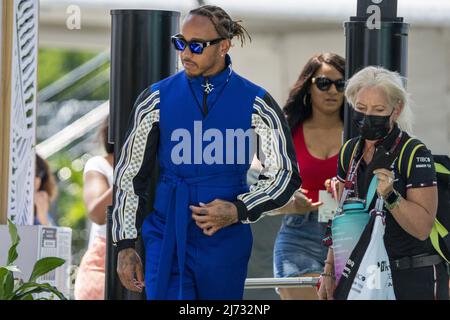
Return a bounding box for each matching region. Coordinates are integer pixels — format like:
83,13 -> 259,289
112,88 -> 160,249
234,93 -> 301,223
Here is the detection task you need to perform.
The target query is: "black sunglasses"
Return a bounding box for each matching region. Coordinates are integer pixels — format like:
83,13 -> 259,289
312,76 -> 346,93
171,34 -> 224,55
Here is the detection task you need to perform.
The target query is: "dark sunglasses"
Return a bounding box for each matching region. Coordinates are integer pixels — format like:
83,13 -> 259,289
171,34 -> 224,55
312,76 -> 346,93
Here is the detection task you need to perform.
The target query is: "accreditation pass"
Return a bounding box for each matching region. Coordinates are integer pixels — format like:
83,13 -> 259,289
318,190 -> 338,223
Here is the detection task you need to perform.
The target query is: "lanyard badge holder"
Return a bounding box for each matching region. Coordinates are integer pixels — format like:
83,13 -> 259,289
318,177 -> 340,223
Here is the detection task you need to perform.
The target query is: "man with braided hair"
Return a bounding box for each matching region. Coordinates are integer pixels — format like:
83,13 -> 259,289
112,5 -> 302,300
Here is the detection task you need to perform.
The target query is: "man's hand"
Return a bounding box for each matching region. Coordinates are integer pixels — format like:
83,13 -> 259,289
117,248 -> 145,293
190,199 -> 238,236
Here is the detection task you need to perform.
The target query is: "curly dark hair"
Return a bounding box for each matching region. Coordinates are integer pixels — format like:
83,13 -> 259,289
189,5 -> 251,47
35,154 -> 58,201
99,117 -> 114,154
284,53 -> 346,130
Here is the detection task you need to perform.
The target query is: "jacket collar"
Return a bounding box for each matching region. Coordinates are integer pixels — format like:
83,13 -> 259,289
186,54 -> 233,89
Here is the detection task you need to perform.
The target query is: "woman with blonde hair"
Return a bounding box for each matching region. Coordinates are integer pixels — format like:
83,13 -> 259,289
318,66 -> 448,300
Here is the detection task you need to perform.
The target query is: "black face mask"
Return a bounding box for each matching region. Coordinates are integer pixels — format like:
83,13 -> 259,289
353,110 -> 393,141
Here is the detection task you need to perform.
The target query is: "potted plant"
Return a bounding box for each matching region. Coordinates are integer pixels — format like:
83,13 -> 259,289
0,219 -> 66,300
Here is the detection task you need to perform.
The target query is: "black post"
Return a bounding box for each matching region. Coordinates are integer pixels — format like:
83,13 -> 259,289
106,9 -> 180,300
344,0 -> 409,140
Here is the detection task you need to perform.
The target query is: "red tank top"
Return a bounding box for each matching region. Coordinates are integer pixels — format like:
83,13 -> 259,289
292,124 -> 339,203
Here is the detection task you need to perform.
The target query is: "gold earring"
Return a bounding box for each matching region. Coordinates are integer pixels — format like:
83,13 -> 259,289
303,94 -> 309,106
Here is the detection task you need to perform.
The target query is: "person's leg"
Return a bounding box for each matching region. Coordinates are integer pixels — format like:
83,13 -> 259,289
74,237 -> 106,300
194,223 -> 253,300
142,213 -> 197,300
142,214 -> 164,300
195,263 -> 249,300
273,213 -> 327,300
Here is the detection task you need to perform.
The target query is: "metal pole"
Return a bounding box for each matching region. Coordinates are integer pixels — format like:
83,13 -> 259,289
37,50 -> 110,103
344,0 -> 409,140
107,9 -> 180,300
244,277 -> 319,290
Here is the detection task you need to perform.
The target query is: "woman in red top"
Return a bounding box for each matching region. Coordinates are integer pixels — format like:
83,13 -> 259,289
273,53 -> 345,300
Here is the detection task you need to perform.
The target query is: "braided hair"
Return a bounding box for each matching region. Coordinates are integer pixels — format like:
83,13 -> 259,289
189,5 -> 251,47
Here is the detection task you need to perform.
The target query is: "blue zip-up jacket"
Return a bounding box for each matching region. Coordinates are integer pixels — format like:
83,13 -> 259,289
112,55 -> 301,250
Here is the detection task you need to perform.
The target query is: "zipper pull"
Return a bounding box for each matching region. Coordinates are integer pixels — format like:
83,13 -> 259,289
202,77 -> 211,116
202,78 -> 214,94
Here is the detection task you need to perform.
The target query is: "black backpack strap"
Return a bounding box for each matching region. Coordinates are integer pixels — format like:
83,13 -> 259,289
339,137 -> 360,178
434,155 -> 450,181
396,137 -> 426,179
431,154 -> 450,263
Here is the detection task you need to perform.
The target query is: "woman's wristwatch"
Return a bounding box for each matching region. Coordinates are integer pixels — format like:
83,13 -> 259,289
383,189 -> 401,211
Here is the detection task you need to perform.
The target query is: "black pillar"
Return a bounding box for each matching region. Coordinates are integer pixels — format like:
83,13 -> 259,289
106,9 -> 180,300
344,0 -> 409,140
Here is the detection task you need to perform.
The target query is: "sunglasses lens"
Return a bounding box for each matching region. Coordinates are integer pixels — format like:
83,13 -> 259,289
315,77 -> 332,91
315,77 -> 345,92
189,42 -> 204,54
335,80 -> 346,92
172,38 -> 186,51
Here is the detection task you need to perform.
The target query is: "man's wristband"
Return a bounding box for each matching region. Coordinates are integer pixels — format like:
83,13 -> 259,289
115,239 -> 135,252
233,200 -> 249,222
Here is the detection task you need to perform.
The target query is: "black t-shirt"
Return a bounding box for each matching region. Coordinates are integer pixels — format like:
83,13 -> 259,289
337,125 -> 437,259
